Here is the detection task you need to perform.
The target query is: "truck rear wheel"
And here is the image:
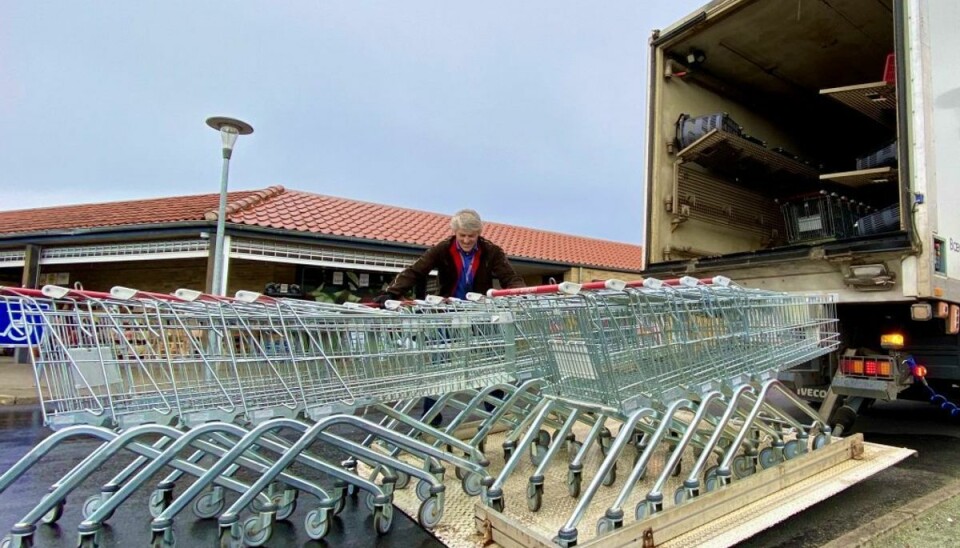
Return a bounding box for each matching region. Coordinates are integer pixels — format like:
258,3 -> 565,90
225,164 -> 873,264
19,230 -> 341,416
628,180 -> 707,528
829,405 -> 858,436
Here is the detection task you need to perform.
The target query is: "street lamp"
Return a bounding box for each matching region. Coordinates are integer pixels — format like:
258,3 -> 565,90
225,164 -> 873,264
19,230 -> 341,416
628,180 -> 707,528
206,116 -> 253,296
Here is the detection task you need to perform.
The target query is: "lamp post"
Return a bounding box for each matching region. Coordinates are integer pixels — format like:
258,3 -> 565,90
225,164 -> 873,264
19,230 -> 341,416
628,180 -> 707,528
206,116 -> 253,296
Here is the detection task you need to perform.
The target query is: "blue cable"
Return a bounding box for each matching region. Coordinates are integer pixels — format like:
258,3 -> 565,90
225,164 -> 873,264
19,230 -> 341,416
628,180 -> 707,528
904,355 -> 960,418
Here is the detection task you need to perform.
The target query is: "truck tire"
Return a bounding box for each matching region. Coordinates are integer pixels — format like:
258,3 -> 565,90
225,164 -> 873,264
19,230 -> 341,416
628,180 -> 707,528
829,405 -> 857,436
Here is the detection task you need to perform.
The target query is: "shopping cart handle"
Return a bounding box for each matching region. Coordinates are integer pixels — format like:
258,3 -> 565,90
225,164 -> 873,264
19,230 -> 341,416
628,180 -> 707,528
487,281 -> 582,298
712,275 -> 732,287
173,288 -> 237,302
235,290 -> 275,304
578,279 -> 630,291
41,285 -> 113,300
110,286 -> 185,302
0,286 -> 46,298
643,276 -> 720,288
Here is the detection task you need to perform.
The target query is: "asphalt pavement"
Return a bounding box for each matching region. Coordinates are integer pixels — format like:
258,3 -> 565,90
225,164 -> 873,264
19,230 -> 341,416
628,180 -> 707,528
0,402 -> 443,548
739,398 -> 960,548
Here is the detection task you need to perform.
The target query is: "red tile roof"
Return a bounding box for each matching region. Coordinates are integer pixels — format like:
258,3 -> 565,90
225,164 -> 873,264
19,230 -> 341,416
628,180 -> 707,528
0,186 -> 643,272
0,190 -> 265,233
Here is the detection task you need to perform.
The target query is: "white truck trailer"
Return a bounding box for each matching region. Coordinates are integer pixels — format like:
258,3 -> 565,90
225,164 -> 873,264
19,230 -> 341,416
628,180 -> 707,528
642,0 -> 960,431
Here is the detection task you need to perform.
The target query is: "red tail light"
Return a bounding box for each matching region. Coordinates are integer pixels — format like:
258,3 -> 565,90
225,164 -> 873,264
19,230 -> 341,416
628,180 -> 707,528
840,356 -> 894,378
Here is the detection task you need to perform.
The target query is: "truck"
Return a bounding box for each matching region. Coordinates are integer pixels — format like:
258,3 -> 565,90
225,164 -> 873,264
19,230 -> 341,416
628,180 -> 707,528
641,0 -> 960,432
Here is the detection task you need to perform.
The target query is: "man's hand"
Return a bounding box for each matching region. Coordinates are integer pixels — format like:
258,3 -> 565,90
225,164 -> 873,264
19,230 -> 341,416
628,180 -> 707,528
373,293 -> 397,307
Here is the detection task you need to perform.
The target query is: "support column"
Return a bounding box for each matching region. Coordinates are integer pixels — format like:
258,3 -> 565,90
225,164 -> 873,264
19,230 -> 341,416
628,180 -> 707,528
204,235 -> 231,295
16,245 -> 41,364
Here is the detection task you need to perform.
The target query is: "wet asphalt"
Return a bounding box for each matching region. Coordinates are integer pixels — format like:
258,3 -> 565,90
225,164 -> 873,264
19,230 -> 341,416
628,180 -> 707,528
0,406 -> 443,548
740,398 -> 960,547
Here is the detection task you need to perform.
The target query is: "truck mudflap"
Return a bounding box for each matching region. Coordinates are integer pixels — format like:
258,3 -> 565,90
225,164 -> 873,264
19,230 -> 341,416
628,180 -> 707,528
472,435 -> 911,548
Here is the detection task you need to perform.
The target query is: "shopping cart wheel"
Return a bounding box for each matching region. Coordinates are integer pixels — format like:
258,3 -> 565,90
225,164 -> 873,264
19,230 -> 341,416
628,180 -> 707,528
148,489 -> 172,519
276,488 -> 299,520
461,472 -> 483,497
567,470 -> 581,498
673,486 -> 688,506
813,433 -> 830,450
704,466 -> 719,493
783,440 -> 801,460
81,494 -> 114,522
732,456 -> 755,479
455,466 -> 466,481
363,490 -> 378,512
536,429 -> 552,448
502,441 -> 515,461
242,514 -> 273,547
3,533 -> 36,548
602,463 -> 617,487
526,483 -> 543,512
218,523 -> 242,548
635,501 -> 650,521
395,470 -> 411,490
192,489 -> 226,520
77,531 -> 99,548
149,527 -> 175,548
275,498 -> 297,522
418,496 -> 444,529
599,427 -> 612,456
416,479 -> 432,502
373,504 -> 394,535
40,499 -> 65,525
530,443 -> 548,466
596,516 -> 618,535
759,447 -> 780,469
332,492 -> 347,516
304,508 -> 331,541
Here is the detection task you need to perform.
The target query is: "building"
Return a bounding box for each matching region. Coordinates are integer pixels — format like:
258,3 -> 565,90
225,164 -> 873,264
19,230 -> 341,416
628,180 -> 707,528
0,186 -> 643,302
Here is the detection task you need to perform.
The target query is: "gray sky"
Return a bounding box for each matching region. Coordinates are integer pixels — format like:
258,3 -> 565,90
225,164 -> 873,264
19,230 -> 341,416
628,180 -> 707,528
1,1 -> 703,243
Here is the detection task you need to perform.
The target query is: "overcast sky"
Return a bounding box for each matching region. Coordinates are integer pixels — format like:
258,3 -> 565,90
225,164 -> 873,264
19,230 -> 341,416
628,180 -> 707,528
1,1 -> 704,243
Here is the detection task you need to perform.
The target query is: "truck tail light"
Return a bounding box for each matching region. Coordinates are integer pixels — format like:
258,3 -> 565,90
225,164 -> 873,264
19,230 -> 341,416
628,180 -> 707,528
840,356 -> 895,378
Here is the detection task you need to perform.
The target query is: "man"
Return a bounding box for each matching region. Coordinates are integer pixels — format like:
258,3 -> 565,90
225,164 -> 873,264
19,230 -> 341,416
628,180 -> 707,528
377,209 -> 525,426
378,208 -> 525,302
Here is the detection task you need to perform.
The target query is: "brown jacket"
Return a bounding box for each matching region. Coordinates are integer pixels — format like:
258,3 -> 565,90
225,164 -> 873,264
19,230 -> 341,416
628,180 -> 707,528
386,236 -> 525,299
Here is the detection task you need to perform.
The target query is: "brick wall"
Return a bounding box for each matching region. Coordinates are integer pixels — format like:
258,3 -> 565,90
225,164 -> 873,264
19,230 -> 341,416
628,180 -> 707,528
39,259 -> 208,293
226,259 -> 297,295
37,258 -> 297,295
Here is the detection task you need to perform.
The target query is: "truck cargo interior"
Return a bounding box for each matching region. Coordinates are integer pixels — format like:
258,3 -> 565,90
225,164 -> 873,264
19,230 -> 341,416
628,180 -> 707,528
649,0 -> 906,265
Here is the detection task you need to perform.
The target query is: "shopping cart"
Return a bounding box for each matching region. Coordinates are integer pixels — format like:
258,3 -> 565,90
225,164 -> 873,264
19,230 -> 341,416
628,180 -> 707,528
0,285 -> 514,547
473,276 -> 838,546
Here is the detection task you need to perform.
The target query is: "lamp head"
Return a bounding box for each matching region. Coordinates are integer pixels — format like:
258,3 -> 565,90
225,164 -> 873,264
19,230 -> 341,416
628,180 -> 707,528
206,116 -> 254,159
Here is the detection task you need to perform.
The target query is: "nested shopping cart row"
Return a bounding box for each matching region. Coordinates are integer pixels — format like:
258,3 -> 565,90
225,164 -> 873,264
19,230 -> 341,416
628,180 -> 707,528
0,285 -> 514,547
458,276 -> 838,546
0,277 -> 840,548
